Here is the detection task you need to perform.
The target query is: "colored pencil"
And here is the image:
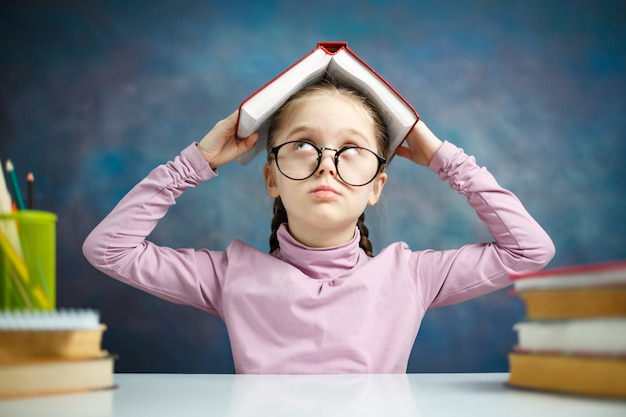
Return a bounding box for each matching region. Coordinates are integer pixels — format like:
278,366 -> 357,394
27,172 -> 34,209
5,160 -> 25,210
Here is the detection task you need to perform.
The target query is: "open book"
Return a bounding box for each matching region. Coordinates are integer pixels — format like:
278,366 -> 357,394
236,41 -> 419,164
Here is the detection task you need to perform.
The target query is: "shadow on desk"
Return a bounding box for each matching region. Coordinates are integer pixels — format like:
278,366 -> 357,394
230,373 -> 420,416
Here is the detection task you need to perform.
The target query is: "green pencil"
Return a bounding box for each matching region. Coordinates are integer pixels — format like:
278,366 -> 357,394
5,160 -> 25,210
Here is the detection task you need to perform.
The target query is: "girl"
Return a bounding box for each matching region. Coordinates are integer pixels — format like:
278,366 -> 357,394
83,79 -> 555,374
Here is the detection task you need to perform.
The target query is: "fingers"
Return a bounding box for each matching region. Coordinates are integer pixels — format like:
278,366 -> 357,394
224,109 -> 240,129
213,110 -> 240,138
241,131 -> 260,148
197,111 -> 261,169
394,145 -> 410,159
395,121 -> 443,166
235,132 -> 260,155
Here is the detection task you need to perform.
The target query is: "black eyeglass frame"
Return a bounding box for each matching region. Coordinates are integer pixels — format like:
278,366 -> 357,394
268,140 -> 387,187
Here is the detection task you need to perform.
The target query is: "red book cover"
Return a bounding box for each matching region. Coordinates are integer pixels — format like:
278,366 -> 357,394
511,260 -> 626,281
510,260 -> 626,292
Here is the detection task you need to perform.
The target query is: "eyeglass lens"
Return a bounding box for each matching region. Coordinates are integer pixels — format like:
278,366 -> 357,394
273,141 -> 383,186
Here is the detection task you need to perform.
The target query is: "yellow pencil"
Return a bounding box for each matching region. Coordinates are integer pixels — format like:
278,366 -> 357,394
0,158 -> 23,259
0,228 -> 29,284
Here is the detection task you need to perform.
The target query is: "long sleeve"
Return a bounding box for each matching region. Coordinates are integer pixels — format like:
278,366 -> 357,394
412,141 -> 555,309
82,143 -> 227,315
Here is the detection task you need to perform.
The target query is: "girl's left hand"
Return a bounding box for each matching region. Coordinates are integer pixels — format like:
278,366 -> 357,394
196,110 -> 259,169
395,120 -> 444,167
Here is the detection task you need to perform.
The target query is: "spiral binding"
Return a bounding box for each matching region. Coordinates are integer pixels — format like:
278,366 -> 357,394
0,309 -> 100,330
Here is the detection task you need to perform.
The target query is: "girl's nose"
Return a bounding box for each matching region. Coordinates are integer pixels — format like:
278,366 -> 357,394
317,149 -> 336,176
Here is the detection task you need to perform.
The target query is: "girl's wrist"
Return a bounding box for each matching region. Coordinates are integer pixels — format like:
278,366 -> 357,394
195,143 -> 218,169
413,121 -> 444,165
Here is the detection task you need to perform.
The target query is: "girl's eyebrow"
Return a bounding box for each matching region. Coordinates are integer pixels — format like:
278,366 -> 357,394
341,128 -> 371,144
285,125 -> 372,146
284,125 -> 317,137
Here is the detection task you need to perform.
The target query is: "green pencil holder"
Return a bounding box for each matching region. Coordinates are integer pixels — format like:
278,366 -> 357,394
0,210 -> 57,310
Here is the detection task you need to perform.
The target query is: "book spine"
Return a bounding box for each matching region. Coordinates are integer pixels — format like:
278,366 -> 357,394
317,41 -> 348,54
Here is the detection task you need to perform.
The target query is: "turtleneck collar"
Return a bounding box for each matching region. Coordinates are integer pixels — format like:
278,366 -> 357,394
272,223 -> 369,280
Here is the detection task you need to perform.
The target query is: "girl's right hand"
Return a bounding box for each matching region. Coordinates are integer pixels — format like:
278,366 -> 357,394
196,110 -> 259,169
395,120 -> 443,167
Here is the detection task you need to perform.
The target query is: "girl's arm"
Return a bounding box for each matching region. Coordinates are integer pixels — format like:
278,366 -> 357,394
399,121 -> 555,308
82,143 -> 223,313
82,111 -> 259,314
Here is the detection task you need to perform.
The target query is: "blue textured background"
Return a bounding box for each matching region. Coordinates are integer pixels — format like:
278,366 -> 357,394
1,0 -> 625,373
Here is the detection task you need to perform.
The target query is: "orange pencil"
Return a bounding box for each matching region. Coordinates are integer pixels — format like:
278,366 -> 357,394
27,172 -> 34,209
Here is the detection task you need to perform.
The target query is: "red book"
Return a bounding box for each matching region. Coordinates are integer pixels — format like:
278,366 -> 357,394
510,260 -> 626,292
236,41 -> 419,164
509,260 -> 626,319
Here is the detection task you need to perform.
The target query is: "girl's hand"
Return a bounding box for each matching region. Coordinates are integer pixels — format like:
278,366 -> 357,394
395,120 -> 444,167
196,110 -> 259,169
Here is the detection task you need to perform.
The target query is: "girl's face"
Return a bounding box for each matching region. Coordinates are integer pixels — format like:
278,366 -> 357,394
264,92 -> 387,248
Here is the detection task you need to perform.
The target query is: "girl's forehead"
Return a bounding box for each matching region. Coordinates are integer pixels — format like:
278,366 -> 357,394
285,93 -> 375,128
279,95 -> 377,144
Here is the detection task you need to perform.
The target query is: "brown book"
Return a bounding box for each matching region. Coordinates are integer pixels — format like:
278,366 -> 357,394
0,356 -> 115,399
508,352 -> 626,398
0,324 -> 107,364
518,287 -> 626,319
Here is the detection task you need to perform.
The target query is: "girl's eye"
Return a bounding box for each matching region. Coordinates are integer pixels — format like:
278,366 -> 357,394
294,142 -> 315,152
340,147 -> 360,156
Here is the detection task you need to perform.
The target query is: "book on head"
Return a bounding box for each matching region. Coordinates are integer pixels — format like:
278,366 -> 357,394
236,41 -> 419,164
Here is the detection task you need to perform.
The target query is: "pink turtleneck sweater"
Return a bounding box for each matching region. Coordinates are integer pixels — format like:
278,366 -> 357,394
82,141 -> 555,374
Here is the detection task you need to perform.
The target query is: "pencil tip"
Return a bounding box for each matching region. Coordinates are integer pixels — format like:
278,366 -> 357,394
5,160 -> 13,171
27,172 -> 34,181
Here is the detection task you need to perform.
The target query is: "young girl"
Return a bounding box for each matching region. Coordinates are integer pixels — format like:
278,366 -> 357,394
83,79 -> 555,374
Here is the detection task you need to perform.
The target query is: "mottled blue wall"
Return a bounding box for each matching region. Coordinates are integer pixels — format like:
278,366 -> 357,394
1,0 -> 624,373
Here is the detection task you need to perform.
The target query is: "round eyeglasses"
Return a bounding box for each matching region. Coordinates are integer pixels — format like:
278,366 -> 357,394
268,140 -> 386,187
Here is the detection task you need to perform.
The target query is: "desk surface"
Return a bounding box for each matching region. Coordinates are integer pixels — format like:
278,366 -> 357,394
1,373 -> 625,417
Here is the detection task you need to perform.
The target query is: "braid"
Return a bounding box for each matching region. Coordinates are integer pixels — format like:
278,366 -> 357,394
357,212 -> 374,257
270,202 -> 374,256
269,197 -> 288,253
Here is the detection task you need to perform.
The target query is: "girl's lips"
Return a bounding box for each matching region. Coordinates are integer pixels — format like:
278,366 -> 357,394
310,185 -> 341,200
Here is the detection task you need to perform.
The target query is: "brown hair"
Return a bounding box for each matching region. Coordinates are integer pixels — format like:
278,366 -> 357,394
266,77 -> 390,256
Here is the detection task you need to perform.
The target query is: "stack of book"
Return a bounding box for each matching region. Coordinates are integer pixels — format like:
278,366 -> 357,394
0,309 -> 115,398
507,260 -> 626,398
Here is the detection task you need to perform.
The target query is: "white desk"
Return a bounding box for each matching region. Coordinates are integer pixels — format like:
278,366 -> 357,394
1,373 -> 624,417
